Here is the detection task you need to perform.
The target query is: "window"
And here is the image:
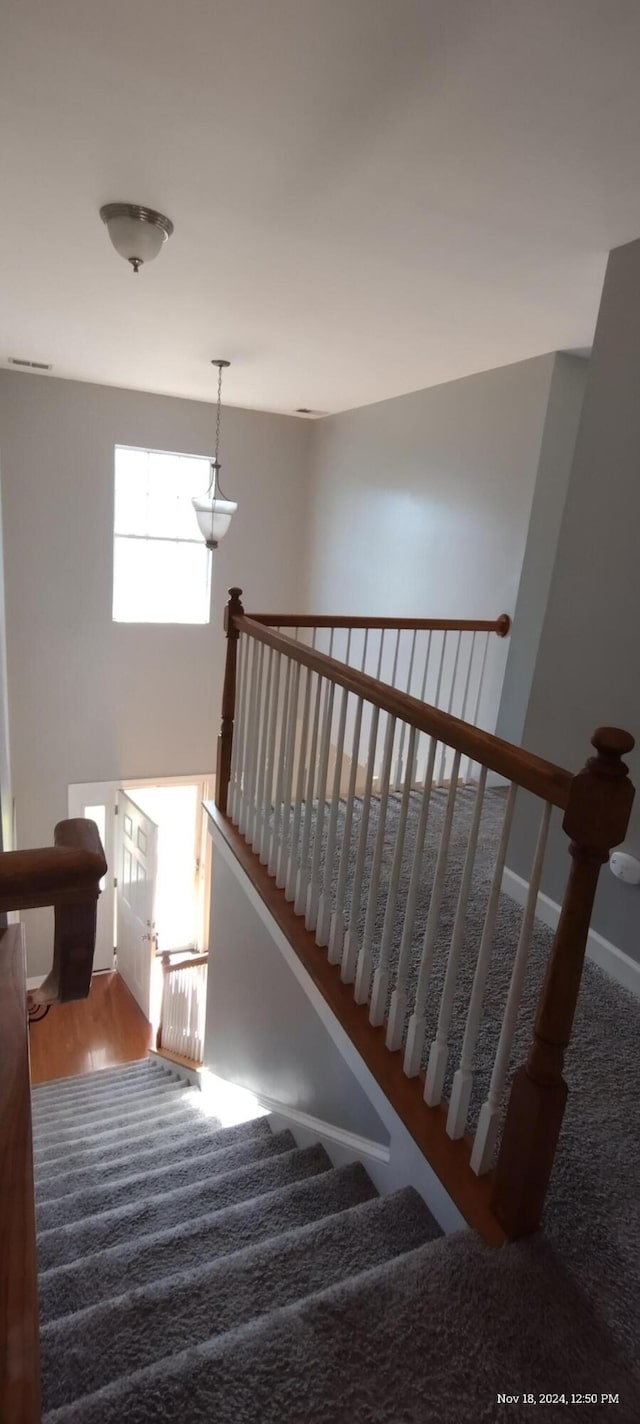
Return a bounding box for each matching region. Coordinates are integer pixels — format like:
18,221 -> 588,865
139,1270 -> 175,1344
113,445 -> 212,623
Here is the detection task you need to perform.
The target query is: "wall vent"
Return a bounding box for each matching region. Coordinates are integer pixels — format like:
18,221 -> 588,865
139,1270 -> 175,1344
295,407 -> 326,416
7,357 -> 52,371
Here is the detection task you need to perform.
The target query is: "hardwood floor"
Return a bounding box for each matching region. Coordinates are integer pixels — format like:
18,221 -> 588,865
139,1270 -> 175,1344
29,972 -> 152,1085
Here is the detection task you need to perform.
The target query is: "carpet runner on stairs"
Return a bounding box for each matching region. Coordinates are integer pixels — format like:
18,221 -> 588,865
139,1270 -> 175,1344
33,1058 -> 637,1423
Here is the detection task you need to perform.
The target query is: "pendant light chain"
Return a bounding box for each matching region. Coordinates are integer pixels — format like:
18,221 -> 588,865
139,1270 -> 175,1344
214,362 -> 223,466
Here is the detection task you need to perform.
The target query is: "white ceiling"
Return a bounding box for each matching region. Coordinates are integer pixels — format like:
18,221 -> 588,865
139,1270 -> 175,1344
2,0 -> 640,415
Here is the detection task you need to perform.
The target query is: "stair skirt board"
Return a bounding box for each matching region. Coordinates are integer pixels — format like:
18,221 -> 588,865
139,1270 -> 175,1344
32,1058 -> 637,1423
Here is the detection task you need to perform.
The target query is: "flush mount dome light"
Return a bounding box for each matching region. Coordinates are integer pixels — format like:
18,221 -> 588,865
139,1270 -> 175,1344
99,203 -> 174,273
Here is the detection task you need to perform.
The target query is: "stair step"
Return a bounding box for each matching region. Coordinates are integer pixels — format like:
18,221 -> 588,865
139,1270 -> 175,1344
41,1187 -> 436,1410
36,1117 -> 271,1200
33,1093 -> 205,1164
37,1143 -> 332,1272
42,1233 -> 638,1424
33,1087 -> 201,1153
36,1129 -> 296,1233
31,1059 -> 168,1104
39,1161 -> 378,1323
32,1078 -> 189,1135
33,1102 -> 236,1182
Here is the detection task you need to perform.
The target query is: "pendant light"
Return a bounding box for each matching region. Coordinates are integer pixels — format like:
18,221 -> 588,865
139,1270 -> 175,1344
192,360 -> 238,549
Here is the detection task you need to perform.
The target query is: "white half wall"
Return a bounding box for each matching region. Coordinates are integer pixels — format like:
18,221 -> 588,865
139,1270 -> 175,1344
0,370 -> 310,975
204,819 -> 465,1233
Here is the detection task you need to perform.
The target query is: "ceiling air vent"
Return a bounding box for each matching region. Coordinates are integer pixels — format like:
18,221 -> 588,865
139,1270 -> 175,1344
295,408 -> 326,417
7,357 -> 52,371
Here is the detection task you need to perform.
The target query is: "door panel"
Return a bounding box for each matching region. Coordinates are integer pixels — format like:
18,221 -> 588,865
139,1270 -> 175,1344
116,790 -> 158,1021
68,781 -> 117,973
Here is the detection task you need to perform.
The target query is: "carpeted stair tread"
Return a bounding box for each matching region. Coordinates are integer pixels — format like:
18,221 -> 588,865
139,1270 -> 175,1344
30,1070 -> 183,1116
33,1088 -> 202,1152
33,1106 -> 236,1181
43,1232 -> 638,1424
33,1098 -> 206,1167
31,1078 -> 190,1134
35,1116 -> 272,1199
36,1129 -> 297,1232
31,1060 -> 169,1104
41,1187 -> 436,1410
37,1142 -> 332,1271
39,1161 -> 378,1323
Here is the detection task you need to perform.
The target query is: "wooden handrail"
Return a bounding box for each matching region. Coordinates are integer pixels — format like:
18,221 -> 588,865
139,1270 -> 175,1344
0,924 -> 41,1423
0,819 -> 107,913
162,953 -> 209,975
246,612 -> 511,635
231,614 -> 573,809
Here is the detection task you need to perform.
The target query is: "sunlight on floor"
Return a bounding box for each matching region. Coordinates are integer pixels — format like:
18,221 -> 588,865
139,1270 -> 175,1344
196,1071 -> 270,1128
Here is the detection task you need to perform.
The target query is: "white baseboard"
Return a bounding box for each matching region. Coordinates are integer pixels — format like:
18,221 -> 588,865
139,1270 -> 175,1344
256,1094 -> 390,1166
502,867 -> 640,999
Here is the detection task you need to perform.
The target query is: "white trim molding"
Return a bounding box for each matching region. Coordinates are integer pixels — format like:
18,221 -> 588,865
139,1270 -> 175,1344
502,867 -> 640,999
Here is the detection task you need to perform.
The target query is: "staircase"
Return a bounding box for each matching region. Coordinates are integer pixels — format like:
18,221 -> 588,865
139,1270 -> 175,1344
33,1059 -> 636,1423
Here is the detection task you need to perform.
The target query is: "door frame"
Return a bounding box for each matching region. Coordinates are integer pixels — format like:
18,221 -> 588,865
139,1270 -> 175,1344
68,773 -> 215,974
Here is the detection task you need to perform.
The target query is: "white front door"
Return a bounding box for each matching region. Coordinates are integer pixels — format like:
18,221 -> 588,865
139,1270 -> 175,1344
116,790 -> 159,1021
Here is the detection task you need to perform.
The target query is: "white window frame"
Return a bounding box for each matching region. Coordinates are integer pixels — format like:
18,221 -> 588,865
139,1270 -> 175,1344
112,444 -> 213,625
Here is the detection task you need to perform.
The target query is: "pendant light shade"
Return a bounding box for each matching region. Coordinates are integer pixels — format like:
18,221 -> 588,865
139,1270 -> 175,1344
192,360 -> 238,549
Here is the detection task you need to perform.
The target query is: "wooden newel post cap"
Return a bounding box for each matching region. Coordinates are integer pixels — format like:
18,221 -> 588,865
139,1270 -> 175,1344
496,614 -> 511,638
563,725 -> 635,851
223,587 -> 244,635
588,727 -> 635,777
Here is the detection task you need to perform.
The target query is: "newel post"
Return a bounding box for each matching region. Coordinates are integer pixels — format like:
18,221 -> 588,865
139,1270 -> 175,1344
215,587 -> 244,815
492,726 -> 635,1239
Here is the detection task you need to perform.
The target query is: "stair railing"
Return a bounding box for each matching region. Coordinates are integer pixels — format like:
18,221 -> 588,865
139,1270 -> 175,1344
156,951 -> 209,1067
0,817 -> 107,1424
213,589 -> 634,1243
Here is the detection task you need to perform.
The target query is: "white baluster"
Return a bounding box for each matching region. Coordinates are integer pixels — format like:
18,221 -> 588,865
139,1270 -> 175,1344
447,782 -> 518,1138
403,750 -> 462,1075
386,736 -> 438,1049
285,664 -> 312,902
305,680 -> 336,931
294,673 -> 323,914
316,684 -> 349,946
259,649 -> 282,864
237,637 -> 259,833
460,632 -> 476,723
370,724 -> 417,1025
470,800 -> 552,1173
341,705 -> 380,983
268,658 -> 292,877
276,661 -> 301,888
229,633 -> 248,824
393,631 -> 417,790
464,632 -> 490,780
242,639 -> 264,841
328,695 -> 364,964
389,628 -> 401,691
354,713 -> 397,1004
437,633 -> 462,786
424,767 -> 488,1105
433,631 -> 447,709
252,645 -> 274,852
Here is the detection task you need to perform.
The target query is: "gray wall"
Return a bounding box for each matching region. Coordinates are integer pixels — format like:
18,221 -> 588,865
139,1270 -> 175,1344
305,355 -> 557,621
0,467 -> 12,857
496,353 -> 588,746
506,240 -> 640,962
0,370 -> 310,974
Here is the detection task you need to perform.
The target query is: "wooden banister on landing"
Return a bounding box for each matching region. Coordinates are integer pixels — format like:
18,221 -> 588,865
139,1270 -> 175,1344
214,588 -> 635,1243
0,924 -> 41,1424
247,613 -> 512,635
0,819 -> 107,913
232,615 -> 573,810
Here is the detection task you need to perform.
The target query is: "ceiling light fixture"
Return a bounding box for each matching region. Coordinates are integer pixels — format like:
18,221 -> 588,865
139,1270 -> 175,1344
99,203 -> 174,274
192,360 -> 238,550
